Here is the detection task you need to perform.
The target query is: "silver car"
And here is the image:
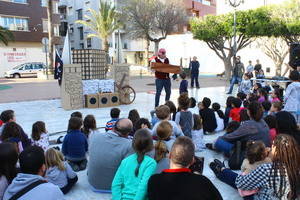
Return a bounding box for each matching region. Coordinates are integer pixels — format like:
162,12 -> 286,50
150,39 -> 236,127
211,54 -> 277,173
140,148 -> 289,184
4,63 -> 47,78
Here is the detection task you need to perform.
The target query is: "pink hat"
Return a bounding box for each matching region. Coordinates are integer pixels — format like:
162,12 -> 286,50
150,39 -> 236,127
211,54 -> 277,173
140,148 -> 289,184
158,48 -> 166,56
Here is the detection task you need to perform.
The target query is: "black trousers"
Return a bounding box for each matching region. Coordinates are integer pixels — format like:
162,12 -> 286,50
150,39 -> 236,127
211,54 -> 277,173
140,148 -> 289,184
60,176 -> 78,194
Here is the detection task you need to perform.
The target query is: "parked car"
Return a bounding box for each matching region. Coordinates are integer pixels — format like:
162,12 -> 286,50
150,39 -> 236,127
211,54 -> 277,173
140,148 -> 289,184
4,62 -> 47,78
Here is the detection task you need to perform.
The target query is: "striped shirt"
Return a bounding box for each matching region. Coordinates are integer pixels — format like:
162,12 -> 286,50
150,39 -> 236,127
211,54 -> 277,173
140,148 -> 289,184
105,118 -> 118,131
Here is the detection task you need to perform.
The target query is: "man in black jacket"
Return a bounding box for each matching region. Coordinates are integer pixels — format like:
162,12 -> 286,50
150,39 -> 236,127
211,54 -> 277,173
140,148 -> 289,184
148,136 -> 222,200
189,56 -> 200,88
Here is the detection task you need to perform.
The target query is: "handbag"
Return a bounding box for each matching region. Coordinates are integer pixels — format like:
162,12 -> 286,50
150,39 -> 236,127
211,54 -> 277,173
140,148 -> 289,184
189,156 -> 204,174
228,141 -> 245,170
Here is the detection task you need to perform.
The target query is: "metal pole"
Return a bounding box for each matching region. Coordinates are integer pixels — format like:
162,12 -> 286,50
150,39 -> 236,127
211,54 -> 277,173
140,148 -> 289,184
45,52 -> 49,80
117,29 -> 120,63
233,7 -> 237,68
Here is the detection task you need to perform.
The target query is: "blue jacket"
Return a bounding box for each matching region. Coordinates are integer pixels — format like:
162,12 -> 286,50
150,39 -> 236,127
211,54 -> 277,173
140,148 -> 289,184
62,130 -> 88,159
180,80 -> 188,94
189,61 -> 200,74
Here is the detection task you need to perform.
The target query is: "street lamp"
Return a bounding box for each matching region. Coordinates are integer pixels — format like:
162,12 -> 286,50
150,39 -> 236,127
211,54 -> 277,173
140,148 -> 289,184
226,0 -> 244,69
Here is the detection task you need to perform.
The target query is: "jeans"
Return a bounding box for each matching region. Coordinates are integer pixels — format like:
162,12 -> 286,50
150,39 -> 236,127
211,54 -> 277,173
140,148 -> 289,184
228,76 -> 242,94
191,73 -> 199,87
60,176 -> 78,194
214,138 -> 234,155
216,169 -> 238,189
155,79 -> 171,107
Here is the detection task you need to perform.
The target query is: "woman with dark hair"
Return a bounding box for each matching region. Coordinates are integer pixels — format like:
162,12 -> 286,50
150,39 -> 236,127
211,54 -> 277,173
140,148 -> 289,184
284,70 -> 300,124
112,129 -> 156,200
275,111 -> 300,145
83,115 -> 98,139
134,118 -> 151,132
0,142 -> 18,199
213,101 -> 270,154
210,134 -> 300,200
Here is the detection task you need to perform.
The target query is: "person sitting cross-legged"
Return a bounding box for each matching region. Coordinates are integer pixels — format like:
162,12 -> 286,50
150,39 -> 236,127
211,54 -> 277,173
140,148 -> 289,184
147,136 -> 223,200
88,118 -> 134,192
3,146 -> 64,200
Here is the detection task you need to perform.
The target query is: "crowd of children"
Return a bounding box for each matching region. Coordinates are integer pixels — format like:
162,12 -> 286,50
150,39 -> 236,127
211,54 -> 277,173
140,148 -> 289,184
0,70 -> 299,200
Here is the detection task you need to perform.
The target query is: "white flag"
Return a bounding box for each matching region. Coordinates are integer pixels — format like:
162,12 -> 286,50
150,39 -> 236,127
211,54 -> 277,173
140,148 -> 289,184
61,30 -> 71,64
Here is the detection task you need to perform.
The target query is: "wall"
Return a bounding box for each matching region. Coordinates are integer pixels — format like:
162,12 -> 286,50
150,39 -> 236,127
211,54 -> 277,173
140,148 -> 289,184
0,42 -> 46,76
159,33 -> 289,76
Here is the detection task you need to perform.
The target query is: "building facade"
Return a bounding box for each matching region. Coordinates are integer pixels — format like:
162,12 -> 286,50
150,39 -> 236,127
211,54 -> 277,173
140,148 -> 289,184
58,0 -> 216,66
0,0 -> 60,77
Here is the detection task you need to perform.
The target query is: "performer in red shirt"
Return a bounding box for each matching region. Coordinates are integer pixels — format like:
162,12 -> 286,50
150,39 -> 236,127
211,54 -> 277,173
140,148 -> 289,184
152,48 -> 171,107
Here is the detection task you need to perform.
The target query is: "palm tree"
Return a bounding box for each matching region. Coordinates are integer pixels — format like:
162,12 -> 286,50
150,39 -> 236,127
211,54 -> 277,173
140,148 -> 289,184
76,0 -> 121,52
0,26 -> 14,45
46,0 -> 54,73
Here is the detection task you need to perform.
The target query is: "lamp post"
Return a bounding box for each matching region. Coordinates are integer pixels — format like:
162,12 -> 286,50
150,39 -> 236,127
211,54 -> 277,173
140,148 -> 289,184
227,0 -> 244,70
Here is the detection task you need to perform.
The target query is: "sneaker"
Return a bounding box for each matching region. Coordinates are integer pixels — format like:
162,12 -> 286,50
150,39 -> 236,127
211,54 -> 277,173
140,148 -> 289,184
56,136 -> 64,144
214,159 -> 226,169
226,92 -> 232,94
196,86 -> 200,89
209,162 -> 222,175
68,161 -> 80,172
205,143 -> 214,150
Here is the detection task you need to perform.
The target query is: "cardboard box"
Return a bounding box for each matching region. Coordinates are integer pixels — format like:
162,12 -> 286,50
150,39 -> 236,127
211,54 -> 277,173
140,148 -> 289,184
85,94 -> 99,108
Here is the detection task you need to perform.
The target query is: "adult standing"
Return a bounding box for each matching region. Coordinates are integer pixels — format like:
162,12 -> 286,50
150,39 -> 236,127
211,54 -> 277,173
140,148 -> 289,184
87,119 -> 134,191
227,56 -> 245,94
284,70 -> 300,124
152,48 -> 171,108
189,56 -> 200,88
254,59 -> 262,78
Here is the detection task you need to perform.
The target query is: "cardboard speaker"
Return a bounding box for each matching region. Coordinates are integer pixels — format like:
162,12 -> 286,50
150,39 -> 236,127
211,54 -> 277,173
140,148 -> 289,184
98,93 -> 119,108
85,94 -> 99,108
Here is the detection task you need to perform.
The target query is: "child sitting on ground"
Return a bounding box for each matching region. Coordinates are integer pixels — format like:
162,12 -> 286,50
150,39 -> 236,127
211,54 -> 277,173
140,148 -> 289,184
192,114 -> 205,152
270,88 -> 282,103
188,97 -> 198,115
224,96 -> 235,128
135,118 -> 151,132
239,141 -> 272,199
237,92 -> 247,107
238,74 -> 252,95
257,88 -> 268,103
212,103 -> 225,132
31,121 -> 49,151
229,98 -> 242,122
152,105 -> 184,139
45,148 -> 78,194
62,117 -> 88,172
179,72 -> 188,94
264,115 -> 278,141
105,108 -> 120,132
112,129 -> 157,200
269,101 -> 282,115
83,115 -> 98,139
252,83 -> 262,95
199,97 -> 217,134
154,121 -> 174,173
262,101 -> 272,117
175,94 -> 194,138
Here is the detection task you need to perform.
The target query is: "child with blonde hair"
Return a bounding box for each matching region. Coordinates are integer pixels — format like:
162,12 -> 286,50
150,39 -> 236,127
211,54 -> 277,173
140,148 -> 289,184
45,148 -> 78,194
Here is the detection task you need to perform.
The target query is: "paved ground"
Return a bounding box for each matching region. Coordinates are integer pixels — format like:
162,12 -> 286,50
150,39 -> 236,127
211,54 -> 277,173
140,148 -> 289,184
0,75 -> 228,103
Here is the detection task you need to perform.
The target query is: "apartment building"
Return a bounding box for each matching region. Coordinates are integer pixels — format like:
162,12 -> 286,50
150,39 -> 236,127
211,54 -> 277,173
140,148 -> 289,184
0,0 -> 60,76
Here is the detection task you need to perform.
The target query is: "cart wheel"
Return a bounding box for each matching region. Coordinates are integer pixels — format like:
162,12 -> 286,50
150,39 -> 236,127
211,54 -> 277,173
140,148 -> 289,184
119,85 -> 136,104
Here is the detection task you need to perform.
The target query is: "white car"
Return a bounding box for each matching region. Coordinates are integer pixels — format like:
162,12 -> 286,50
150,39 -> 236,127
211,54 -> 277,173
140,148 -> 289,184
4,62 -> 47,78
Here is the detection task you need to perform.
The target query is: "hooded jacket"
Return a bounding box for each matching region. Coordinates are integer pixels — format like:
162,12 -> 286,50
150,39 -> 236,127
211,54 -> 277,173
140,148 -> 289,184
3,173 -> 64,200
45,162 -> 77,188
284,82 -> 300,112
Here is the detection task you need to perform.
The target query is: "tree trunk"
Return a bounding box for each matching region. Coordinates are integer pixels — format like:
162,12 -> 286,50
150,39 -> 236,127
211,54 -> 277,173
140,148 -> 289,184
223,57 -> 232,80
145,39 -> 150,67
47,0 -> 54,74
275,61 -> 283,76
154,41 -> 159,55
103,37 -> 109,52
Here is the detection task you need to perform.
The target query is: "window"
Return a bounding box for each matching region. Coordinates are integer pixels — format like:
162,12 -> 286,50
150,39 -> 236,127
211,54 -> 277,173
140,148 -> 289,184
80,43 -> 84,49
1,0 -> 27,3
0,16 -> 28,31
24,64 -> 33,70
78,27 -> 83,40
33,64 -> 44,69
202,0 -> 211,6
68,7 -> 73,15
77,9 -> 83,20
87,38 -> 92,48
123,43 -> 128,49
42,19 -> 59,36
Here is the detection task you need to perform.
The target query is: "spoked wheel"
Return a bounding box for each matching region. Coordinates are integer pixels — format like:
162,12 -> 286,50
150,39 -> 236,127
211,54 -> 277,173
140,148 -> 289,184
119,85 -> 136,104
